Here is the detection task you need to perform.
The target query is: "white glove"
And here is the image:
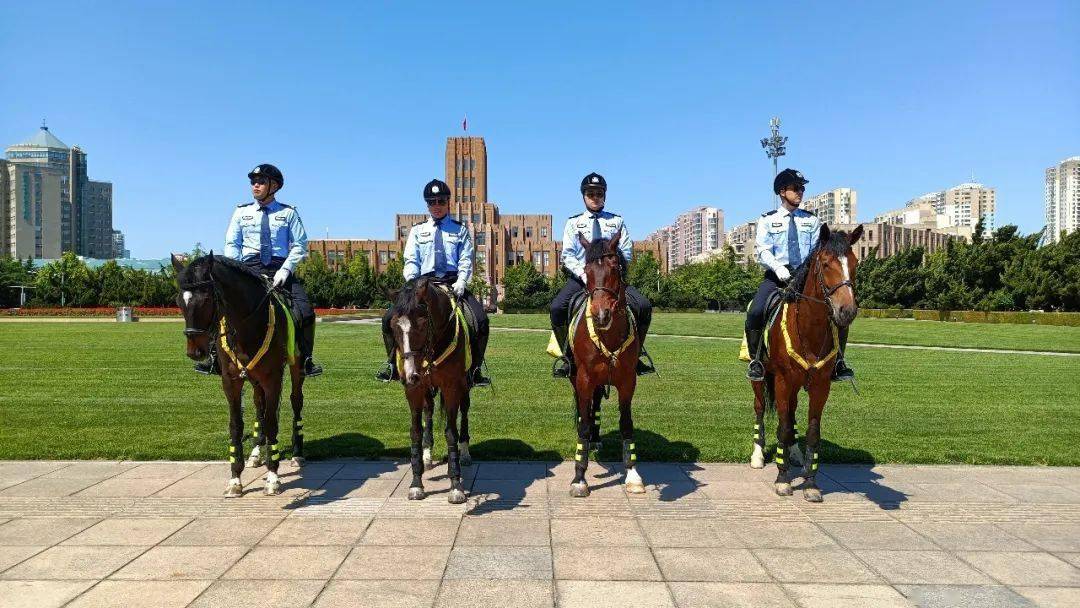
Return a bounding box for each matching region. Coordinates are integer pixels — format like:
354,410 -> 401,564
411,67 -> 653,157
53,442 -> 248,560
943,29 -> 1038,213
577,272 -> 588,284
452,279 -> 466,297
774,265 -> 791,283
272,268 -> 290,288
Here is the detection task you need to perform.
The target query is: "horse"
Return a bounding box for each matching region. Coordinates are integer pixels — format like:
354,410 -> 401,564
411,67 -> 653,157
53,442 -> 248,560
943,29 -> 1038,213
564,229 -> 646,498
749,224 -> 863,502
388,276 -> 474,504
173,253 -> 306,497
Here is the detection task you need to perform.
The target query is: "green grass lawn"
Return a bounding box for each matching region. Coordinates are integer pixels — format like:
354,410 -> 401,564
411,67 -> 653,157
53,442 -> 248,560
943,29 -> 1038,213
494,312 -> 1080,353
0,317 -> 1076,465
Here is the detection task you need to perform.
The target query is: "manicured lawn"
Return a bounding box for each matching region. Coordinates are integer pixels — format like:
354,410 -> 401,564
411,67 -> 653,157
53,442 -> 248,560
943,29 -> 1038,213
0,318 -> 1076,465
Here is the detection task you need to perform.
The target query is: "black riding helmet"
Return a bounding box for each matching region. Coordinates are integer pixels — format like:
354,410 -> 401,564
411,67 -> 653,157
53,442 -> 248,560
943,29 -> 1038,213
423,179 -> 451,202
580,172 -> 607,194
248,164 -> 284,188
773,168 -> 808,194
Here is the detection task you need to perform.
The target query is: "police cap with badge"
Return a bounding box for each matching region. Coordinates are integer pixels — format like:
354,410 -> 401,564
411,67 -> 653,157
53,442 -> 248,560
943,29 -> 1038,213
580,172 -> 607,194
248,164 -> 284,187
773,168 -> 808,194
424,179 -> 452,202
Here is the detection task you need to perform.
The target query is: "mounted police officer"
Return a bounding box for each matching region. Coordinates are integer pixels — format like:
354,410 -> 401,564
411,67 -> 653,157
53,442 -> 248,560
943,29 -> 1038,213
550,172 -> 654,378
194,163 -> 323,377
375,179 -> 491,386
746,168 -> 854,382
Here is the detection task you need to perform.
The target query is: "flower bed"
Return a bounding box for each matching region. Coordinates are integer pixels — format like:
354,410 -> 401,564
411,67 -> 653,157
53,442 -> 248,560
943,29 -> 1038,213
4,306 -> 381,318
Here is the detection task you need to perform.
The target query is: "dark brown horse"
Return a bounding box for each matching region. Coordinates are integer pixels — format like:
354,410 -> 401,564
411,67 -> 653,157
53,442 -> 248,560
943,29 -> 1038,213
388,277 -> 473,504
750,225 -> 862,502
566,229 -> 646,497
174,254 -> 306,497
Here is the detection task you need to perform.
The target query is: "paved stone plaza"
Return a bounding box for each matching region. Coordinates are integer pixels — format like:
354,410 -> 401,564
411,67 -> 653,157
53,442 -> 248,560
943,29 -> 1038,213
0,460 -> 1078,607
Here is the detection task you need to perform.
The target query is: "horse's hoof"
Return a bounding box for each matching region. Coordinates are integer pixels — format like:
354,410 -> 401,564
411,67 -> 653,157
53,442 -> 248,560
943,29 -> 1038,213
625,481 -> 646,494
264,481 -> 281,496
775,482 -> 793,496
291,456 -> 305,467
750,456 -> 765,469
408,487 -> 426,501
803,487 -> 823,502
224,481 -> 243,498
448,489 -> 467,504
569,482 -> 591,498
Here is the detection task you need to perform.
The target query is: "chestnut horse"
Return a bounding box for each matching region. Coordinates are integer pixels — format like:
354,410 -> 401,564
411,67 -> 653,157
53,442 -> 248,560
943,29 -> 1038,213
750,225 -> 862,502
566,229 -> 646,498
174,254 -> 306,497
388,277 -> 473,504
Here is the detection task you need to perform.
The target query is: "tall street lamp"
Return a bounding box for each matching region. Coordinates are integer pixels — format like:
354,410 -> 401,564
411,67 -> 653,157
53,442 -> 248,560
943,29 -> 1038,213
760,117 -> 787,207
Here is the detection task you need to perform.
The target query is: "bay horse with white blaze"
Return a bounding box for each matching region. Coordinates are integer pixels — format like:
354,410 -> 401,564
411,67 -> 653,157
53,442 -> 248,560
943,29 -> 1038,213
750,225 -> 862,502
389,276 -> 474,504
566,229 -> 646,498
174,253 -> 306,497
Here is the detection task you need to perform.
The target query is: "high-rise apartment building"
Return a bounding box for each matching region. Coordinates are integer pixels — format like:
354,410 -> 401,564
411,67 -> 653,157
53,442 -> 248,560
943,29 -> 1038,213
1045,156 -> 1080,244
802,187 -> 857,224
2,126 -> 117,259
725,221 -> 758,265
646,206 -> 724,270
873,182 -> 995,242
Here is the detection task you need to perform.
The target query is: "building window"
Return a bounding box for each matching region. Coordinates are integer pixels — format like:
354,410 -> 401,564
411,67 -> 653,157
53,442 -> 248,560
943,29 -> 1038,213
533,252 -> 542,267
541,227 -> 548,238
399,227 -> 407,237
379,251 -> 389,264
472,213 -> 480,223
525,227 -> 533,239
470,195 -> 476,202
543,252 -> 551,266
512,227 -> 519,238
389,251 -> 398,260
475,233 -> 486,245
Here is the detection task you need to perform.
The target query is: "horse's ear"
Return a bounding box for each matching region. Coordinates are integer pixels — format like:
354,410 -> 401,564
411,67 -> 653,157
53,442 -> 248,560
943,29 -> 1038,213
608,228 -> 622,253
170,254 -> 186,273
849,224 -> 864,245
818,224 -> 831,244
385,287 -> 400,303
577,233 -> 590,250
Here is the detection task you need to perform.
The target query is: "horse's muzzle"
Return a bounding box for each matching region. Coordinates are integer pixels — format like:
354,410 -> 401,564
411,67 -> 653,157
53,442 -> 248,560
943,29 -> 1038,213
833,304 -> 858,328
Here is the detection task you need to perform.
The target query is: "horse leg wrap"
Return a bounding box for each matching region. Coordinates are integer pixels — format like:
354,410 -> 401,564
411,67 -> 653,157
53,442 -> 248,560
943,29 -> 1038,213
410,445 -> 423,478
293,419 -> 304,456
804,448 -> 819,479
622,440 -> 637,470
775,444 -> 787,472
753,422 -> 765,448
252,420 -> 261,443
269,443 -> 281,462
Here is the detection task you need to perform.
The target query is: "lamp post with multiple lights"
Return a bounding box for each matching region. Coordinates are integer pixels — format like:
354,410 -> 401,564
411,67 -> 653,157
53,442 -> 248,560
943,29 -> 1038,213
760,117 -> 787,207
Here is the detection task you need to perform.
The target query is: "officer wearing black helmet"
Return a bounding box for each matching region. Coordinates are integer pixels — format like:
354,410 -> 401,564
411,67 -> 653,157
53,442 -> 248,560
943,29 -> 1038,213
194,163 -> 323,377
745,168 -> 854,382
375,179 -> 491,386
549,172 -> 654,377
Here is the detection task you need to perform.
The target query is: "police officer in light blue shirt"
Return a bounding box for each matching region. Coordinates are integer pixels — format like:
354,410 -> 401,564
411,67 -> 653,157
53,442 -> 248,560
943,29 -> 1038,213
549,172 -> 654,377
745,168 -> 853,382
194,163 -> 323,377
376,179 -> 490,386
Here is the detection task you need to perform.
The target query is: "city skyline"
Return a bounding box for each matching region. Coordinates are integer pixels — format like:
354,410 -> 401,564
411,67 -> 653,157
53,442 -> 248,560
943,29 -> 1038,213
2,2 -> 1076,257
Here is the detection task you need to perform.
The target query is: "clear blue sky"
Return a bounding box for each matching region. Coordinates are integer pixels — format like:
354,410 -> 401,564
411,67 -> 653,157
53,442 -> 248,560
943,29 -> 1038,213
3,1 -> 1077,258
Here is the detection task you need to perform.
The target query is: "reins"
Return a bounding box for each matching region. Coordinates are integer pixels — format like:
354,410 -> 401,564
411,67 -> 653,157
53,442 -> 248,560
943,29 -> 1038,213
395,283 -> 470,379
780,251 -> 850,377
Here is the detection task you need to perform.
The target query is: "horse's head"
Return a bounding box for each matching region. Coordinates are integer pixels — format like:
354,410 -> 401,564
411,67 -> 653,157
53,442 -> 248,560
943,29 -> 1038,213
174,252 -> 219,361
809,224 -> 863,327
390,277 -> 449,387
578,228 -> 625,330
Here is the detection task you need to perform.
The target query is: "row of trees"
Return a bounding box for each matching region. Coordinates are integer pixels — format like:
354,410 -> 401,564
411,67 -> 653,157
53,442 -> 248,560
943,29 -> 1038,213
1,252 -> 178,308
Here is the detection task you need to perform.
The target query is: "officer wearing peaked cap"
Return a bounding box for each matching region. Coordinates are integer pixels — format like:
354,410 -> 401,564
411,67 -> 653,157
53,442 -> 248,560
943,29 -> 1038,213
745,168 -> 854,382
549,172 -> 654,377
193,163 -> 324,377
375,179 -> 491,386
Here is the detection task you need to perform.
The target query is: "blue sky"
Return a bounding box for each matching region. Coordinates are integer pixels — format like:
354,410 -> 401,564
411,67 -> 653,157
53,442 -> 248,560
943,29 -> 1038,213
2,1 -> 1077,257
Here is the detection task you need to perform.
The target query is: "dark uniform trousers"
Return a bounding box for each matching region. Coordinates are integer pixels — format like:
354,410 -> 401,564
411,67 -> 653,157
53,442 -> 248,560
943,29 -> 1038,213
380,274 -> 490,370
549,276 -> 653,339
745,271 -> 785,334
244,257 -> 316,359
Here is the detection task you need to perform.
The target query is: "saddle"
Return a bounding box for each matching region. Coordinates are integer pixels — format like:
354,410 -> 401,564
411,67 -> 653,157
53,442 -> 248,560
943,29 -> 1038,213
737,289 -> 785,362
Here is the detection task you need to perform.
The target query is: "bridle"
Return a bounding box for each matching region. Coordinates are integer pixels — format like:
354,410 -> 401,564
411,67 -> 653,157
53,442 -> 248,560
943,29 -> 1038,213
786,250 -> 856,315
395,282 -> 458,380
178,278 -> 219,338
584,253 -> 626,331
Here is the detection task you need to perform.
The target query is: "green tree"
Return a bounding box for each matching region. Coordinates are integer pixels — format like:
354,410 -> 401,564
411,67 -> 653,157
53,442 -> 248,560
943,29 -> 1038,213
626,250 -> 662,304
33,252 -> 98,306
0,256 -> 34,307
501,262 -> 552,310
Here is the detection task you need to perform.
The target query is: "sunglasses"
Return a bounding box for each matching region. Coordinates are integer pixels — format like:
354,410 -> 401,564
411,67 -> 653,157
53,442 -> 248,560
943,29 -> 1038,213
584,190 -> 606,197
250,177 -> 269,186
426,198 -> 449,206
786,185 -> 805,193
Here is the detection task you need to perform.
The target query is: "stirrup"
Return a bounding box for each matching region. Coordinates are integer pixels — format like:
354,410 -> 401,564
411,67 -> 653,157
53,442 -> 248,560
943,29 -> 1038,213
831,363 -> 854,382
747,360 -> 765,381
375,362 -> 398,382
303,357 -> 323,378
635,358 -> 655,376
470,367 -> 491,387
552,357 -> 571,378
194,354 -> 220,376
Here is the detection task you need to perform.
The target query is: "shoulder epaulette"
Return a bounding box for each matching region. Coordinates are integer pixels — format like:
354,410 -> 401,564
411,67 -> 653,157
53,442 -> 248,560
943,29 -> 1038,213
762,210 -> 777,217
237,202 -> 251,208
608,212 -> 622,218
278,203 -> 294,210
411,219 -> 428,227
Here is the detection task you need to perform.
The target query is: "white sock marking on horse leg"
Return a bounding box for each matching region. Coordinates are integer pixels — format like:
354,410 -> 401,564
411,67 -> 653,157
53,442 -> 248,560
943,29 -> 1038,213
265,471 -> 278,485
751,444 -> 765,468
625,467 -> 643,486
423,447 -> 433,467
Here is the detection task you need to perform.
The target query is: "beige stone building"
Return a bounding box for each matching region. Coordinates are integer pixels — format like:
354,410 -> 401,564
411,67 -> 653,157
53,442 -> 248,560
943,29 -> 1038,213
724,221 -> 758,265
309,136 -> 667,307
832,222 -> 957,261
873,182 -> 994,243
802,187 -> 857,224
1045,156 -> 1080,244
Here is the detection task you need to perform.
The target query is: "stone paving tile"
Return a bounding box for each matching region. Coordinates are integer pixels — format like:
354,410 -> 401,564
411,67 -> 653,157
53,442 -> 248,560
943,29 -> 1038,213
753,548 -> 881,584
75,478 -> 179,498
639,519 -> 743,548
905,522 -> 1037,551
65,579 -> 211,608
223,545 -> 350,580
189,579 -> 326,608
1057,552 -> 1080,568
1,545 -> 148,580
313,479 -> 400,499
854,550 -> 993,585
556,580 -> 675,608
334,545 -> 451,580
783,583 -> 915,608
896,584 -> 1032,608
994,484 -> 1080,504
552,545 -> 661,581
435,579 -> 553,608
0,580 -> 96,608
329,461 -> 409,481
667,582 -> 795,607
113,462 -> 210,481
478,462 -> 551,480
839,481 -> 917,505
359,516 -> 459,546
816,522 -> 938,550
110,545 -> 248,580
62,517 -> 191,545
471,478 -> 548,504
682,463 -> 779,483
697,481 -> 778,500
36,462 -> 137,481
633,463 -> 694,483
550,517 -> 647,546
0,545 -> 46,572
957,551 -> 1080,586
444,546 -> 553,580
0,478 -> 102,498
653,548 -> 770,582
0,462 -> 71,479
259,516 -> 371,545
455,516 -> 549,546
907,482 -> 1019,503
314,579 -> 439,608
1012,586 -> 1080,608
161,517 -> 283,546
729,522 -> 837,549
0,517 -> 101,546
1007,523 -> 1080,552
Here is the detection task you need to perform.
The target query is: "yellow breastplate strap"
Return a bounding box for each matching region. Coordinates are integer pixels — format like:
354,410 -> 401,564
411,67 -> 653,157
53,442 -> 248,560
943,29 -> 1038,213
219,305 -> 277,378
780,302 -> 839,371
584,296 -> 637,364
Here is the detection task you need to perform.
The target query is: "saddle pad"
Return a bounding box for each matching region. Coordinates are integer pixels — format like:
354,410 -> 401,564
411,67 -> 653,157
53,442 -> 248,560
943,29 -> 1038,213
271,291 -> 298,365
737,294 -> 784,362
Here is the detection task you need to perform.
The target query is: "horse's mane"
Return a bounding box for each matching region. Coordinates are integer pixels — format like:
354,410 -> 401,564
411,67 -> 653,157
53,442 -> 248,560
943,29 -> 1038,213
584,237 -> 627,267
789,230 -> 853,293
177,254 -> 265,287
392,277 -> 438,317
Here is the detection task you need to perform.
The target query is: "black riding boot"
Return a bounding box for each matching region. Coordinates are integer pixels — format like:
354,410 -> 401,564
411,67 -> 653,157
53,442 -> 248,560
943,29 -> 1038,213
376,322 -> 399,382
552,324 -> 572,378
298,323 -> 323,377
636,338 -> 655,376
831,326 -> 854,382
194,341 -> 221,376
746,329 -> 765,381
